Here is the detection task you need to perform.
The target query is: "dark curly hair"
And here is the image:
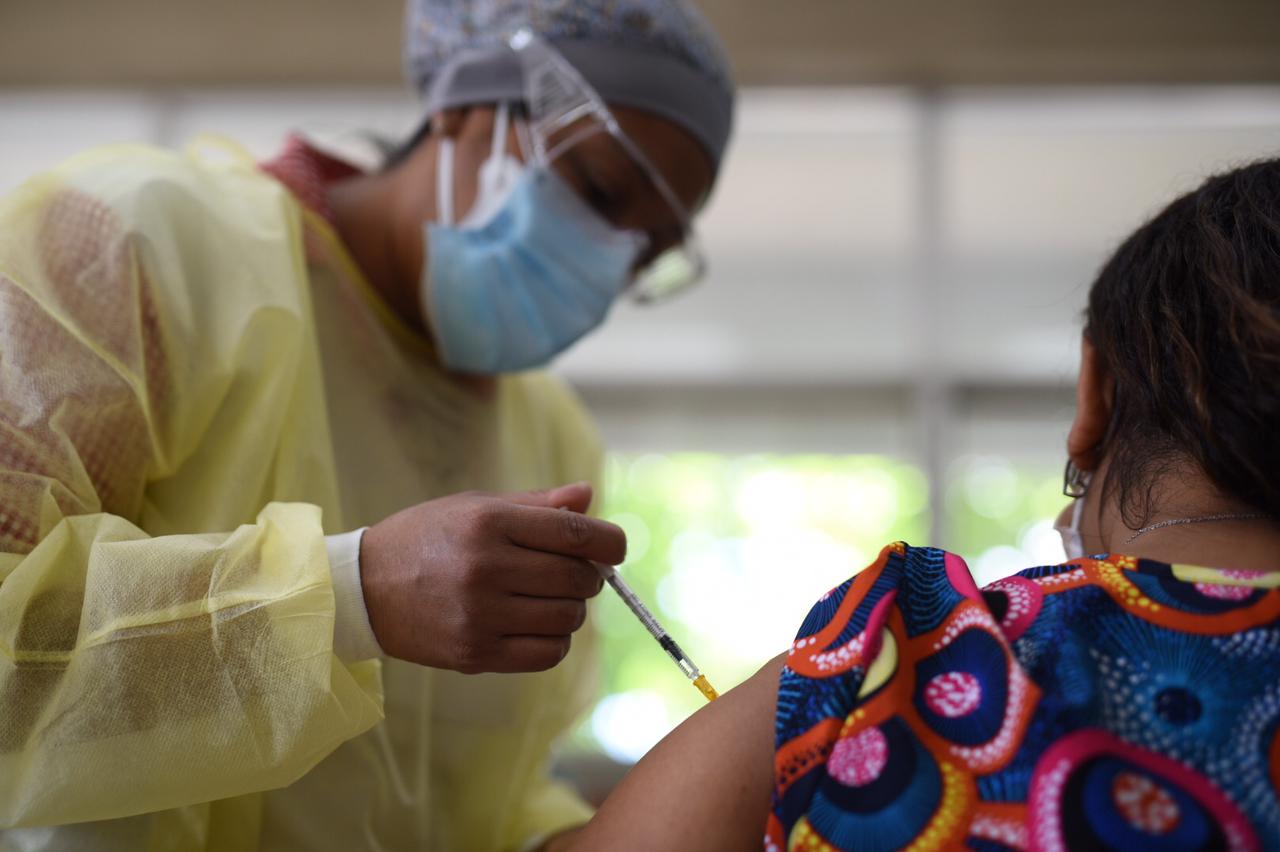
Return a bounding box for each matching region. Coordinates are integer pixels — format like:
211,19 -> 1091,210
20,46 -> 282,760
1086,158 -> 1280,528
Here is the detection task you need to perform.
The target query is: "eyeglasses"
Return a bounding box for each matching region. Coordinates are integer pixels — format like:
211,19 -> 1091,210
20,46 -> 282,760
509,29 -> 706,305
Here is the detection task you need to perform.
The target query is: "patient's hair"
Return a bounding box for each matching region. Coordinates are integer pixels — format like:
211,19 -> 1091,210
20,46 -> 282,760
1087,157 -> 1280,526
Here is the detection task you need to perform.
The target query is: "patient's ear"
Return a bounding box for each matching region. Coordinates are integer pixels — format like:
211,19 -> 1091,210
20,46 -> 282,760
1066,335 -> 1113,472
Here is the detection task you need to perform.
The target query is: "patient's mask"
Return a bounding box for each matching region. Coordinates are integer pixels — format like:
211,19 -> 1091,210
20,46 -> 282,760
421,102 -> 645,374
1055,495 -> 1088,561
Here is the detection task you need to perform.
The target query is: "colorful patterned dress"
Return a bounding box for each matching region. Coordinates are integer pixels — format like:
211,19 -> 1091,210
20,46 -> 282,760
769,543 -> 1280,851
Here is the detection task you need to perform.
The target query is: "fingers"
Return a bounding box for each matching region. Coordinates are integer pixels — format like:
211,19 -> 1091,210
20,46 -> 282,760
489,635 -> 574,673
501,597 -> 589,637
503,482 -> 594,514
503,552 -> 603,599
502,504 -> 627,565
368,485 -> 619,675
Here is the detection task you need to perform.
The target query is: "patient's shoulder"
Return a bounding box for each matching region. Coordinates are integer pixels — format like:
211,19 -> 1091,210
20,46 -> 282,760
787,542 -> 986,654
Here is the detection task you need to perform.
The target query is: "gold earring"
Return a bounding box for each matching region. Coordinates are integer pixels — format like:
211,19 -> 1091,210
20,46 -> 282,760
1063,459 -> 1091,498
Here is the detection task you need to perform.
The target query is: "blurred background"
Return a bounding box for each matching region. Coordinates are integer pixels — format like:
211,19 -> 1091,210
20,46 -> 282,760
4,0 -> 1280,793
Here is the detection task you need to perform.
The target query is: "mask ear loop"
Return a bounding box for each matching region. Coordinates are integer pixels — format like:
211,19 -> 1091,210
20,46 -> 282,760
491,101 -> 511,162
1058,459 -> 1092,559
436,137 -> 455,227
435,124 -> 455,227
1069,490 -> 1086,532
436,102 -> 510,227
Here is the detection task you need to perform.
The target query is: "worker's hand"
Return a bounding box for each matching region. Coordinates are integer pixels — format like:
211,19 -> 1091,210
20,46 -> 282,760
360,482 -> 624,674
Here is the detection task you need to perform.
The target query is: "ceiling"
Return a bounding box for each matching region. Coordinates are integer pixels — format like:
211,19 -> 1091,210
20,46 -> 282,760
3,0 -> 1280,87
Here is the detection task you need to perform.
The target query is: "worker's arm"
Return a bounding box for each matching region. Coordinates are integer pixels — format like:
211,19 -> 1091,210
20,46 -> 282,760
562,654 -> 783,852
0,148 -> 625,829
0,156 -> 389,827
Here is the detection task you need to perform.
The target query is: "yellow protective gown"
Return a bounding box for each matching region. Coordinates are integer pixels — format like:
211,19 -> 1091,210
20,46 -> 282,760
0,142 -> 602,851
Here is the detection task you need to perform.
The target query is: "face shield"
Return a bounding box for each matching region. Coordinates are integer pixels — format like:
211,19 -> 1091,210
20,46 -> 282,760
509,30 -> 707,305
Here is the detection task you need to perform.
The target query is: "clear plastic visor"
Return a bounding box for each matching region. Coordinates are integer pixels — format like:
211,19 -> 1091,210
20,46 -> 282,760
510,30 -> 706,304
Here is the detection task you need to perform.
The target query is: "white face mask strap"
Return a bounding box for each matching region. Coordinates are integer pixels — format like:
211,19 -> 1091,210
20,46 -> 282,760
1070,491 -> 1086,532
436,137 -> 455,227
491,102 -> 511,162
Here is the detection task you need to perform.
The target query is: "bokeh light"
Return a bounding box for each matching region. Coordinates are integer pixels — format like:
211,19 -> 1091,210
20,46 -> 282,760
948,456 -> 1066,586
590,690 -> 672,764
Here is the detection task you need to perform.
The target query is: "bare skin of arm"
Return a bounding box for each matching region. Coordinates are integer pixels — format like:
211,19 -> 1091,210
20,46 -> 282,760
557,653 -> 785,852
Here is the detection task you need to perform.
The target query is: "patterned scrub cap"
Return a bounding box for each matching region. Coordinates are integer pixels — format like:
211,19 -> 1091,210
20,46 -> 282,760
403,0 -> 735,168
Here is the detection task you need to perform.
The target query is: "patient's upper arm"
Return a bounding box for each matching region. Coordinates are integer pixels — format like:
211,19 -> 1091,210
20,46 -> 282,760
570,653 -> 785,852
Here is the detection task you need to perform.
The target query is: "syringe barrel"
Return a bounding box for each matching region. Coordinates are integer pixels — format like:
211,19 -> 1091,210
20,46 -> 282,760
596,563 -> 701,680
601,568 -> 666,640
658,635 -> 699,679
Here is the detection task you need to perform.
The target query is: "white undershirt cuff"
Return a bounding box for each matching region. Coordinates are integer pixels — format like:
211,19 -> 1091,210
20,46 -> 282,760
326,527 -> 383,663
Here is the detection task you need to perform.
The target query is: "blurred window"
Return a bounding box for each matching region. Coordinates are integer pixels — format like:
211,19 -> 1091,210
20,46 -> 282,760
3,84 -> 1278,760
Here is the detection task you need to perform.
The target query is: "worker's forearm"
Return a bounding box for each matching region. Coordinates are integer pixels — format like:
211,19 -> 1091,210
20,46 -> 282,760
0,504 -> 384,827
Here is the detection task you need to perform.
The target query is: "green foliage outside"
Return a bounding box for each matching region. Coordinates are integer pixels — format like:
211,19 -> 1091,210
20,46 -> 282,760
573,452 -> 1065,760
575,453 -> 928,759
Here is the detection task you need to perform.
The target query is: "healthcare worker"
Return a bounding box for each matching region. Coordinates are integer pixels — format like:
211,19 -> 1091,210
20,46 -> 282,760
0,1 -> 734,850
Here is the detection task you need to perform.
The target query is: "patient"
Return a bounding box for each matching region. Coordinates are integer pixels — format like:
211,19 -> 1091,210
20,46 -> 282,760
563,158 -> 1280,850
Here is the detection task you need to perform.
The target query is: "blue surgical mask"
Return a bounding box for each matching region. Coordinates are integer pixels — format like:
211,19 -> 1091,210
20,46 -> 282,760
421,105 -> 646,374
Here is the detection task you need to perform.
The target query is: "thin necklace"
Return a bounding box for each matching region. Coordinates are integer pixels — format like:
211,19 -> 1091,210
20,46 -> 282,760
1125,512 -> 1273,543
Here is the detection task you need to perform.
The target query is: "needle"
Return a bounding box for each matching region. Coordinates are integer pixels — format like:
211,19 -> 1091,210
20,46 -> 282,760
594,562 -> 719,702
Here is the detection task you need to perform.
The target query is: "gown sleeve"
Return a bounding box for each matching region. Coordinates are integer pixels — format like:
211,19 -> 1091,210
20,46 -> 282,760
0,146 -> 384,827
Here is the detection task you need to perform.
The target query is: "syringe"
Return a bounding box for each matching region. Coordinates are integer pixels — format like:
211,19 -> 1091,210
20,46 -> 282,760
594,562 -> 719,702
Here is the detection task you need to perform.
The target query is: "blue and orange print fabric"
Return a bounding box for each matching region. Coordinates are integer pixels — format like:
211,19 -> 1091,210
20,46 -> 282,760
769,543 -> 1280,851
